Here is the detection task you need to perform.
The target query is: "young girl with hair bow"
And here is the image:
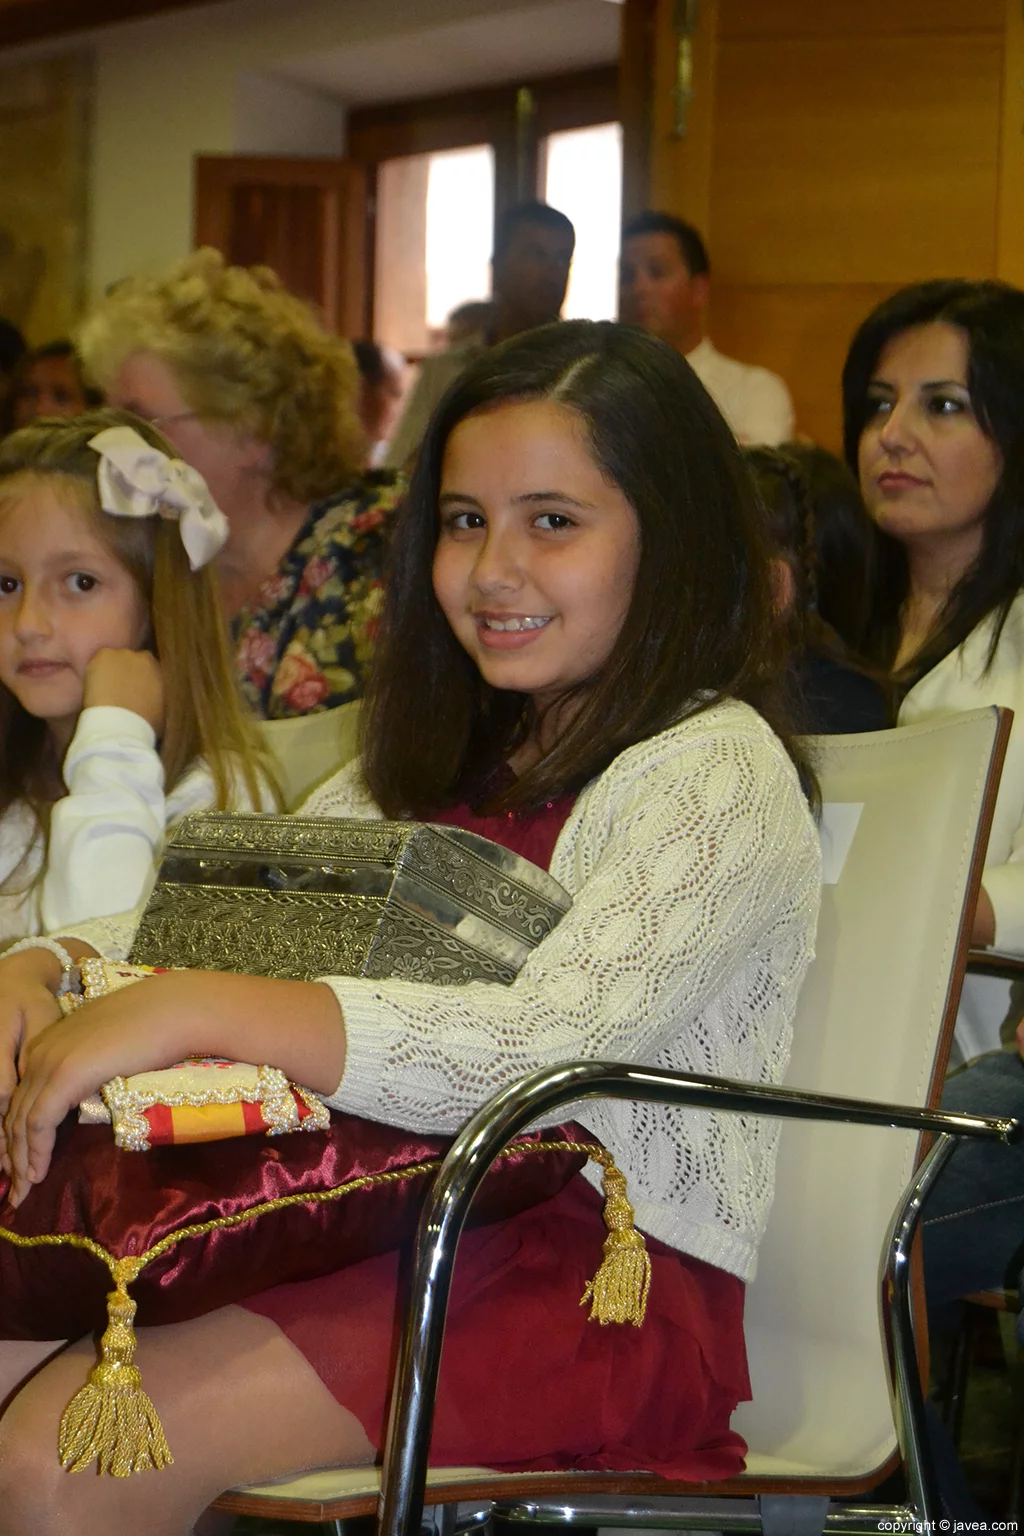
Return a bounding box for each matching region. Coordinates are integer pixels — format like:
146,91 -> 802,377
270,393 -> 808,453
0,408 -> 272,952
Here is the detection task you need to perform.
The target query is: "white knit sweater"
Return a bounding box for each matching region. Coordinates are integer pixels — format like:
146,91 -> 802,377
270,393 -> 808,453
68,699 -> 820,1282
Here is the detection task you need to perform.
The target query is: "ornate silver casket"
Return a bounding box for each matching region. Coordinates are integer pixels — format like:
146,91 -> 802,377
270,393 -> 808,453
129,813 -> 571,984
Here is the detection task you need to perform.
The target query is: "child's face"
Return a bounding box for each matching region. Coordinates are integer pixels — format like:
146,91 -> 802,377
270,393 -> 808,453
433,399 -> 640,715
12,355 -> 89,427
0,483 -> 150,743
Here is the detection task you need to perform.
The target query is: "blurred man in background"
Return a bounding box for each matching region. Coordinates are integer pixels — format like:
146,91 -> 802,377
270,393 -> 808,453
386,201 -> 575,468
620,210 -> 794,446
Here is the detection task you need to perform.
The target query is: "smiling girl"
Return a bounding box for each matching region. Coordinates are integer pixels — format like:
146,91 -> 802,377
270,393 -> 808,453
0,409 -> 270,946
0,324 -> 819,1534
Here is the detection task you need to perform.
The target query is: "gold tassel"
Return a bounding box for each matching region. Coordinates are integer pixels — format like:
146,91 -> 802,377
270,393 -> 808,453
58,1258 -> 173,1476
580,1157 -> 651,1326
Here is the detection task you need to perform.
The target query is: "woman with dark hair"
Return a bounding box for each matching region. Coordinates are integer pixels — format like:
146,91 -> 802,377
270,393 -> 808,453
843,278 -> 1024,1318
845,279 -> 1024,1023
0,322 -> 819,1531
746,443 -> 886,734
844,279 -> 1024,694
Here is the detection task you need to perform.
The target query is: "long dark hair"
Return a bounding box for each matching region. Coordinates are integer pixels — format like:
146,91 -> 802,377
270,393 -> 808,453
363,320 -> 806,816
842,279 -> 1024,683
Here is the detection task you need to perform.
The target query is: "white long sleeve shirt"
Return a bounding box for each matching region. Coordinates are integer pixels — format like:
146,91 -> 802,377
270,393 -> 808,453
686,338 -> 795,447
0,706 -> 257,942
70,701 -> 821,1282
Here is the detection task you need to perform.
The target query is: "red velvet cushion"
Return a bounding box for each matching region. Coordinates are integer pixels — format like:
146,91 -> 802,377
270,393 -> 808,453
0,1112 -> 587,1341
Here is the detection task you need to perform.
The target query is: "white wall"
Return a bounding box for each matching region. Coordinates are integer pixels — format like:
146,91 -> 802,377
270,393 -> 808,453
233,72 -> 345,157
78,0 -> 561,297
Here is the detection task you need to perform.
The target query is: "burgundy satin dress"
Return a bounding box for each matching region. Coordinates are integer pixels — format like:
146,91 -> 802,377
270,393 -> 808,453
244,787 -> 749,1477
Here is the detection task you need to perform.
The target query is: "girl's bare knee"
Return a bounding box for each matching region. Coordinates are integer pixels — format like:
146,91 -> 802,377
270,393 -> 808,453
0,1413 -> 73,1531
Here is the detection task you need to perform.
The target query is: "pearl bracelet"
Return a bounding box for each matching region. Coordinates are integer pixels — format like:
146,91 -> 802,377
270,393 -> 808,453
3,936 -> 77,991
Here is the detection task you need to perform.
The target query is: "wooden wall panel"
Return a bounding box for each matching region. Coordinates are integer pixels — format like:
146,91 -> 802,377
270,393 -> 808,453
649,0 -> 717,234
710,283 -> 900,452
710,32 -> 1003,285
720,0 -> 1004,39
997,0 -> 1024,286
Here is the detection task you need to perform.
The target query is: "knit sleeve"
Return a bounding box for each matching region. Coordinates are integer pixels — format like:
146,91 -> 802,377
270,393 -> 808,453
321,717 -> 821,1134
298,758 -> 383,820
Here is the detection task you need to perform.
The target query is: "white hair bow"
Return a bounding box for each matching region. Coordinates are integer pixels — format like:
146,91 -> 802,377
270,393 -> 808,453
87,425 -> 229,571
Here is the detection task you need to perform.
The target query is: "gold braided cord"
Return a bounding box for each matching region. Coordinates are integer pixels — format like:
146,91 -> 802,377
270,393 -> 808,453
0,1139 -> 608,1281
0,1227 -> 119,1271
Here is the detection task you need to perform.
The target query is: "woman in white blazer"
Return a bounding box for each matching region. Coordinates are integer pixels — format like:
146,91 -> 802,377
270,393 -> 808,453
843,279 -> 1024,1319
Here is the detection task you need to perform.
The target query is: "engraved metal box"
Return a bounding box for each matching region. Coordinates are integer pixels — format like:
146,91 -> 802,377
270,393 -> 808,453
129,813 -> 571,984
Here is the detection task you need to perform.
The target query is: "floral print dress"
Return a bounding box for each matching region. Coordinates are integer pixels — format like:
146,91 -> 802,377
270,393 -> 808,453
232,471 -> 402,718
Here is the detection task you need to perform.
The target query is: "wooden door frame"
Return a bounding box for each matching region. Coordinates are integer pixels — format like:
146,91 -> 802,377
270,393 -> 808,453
346,64 -> 620,159
619,0 -> 658,219
346,63 -> 619,224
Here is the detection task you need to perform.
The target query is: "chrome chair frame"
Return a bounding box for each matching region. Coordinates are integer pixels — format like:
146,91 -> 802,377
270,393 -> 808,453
377,1059 -> 1021,1536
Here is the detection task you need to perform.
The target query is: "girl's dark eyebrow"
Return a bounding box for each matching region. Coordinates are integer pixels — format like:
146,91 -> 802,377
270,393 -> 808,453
514,490 -> 591,507
438,491 -> 482,508
438,490 -> 592,508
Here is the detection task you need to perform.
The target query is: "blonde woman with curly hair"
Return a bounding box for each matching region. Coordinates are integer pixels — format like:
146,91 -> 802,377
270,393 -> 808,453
77,251 -> 402,718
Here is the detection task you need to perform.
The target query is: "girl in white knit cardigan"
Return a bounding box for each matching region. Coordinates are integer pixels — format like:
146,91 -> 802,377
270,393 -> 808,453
0,322 -> 820,1534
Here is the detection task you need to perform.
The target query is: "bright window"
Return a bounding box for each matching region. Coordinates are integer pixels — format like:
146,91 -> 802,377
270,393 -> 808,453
542,121 -> 622,321
375,144 -> 495,355
425,145 -> 495,331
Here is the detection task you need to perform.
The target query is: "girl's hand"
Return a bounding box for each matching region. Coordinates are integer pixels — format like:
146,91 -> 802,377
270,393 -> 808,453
2,968 -> 345,1206
2,972 -> 191,1207
83,648 -> 165,736
0,949 -> 64,1151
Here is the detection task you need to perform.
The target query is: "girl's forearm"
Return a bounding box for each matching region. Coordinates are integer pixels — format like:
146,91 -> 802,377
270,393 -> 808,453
146,971 -> 348,1096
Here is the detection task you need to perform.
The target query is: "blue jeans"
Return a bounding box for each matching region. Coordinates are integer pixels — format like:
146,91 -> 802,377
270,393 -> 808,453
921,1048 -> 1024,1327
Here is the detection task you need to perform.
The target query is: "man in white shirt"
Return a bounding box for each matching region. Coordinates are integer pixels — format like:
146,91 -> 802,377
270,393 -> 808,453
619,211 -> 795,446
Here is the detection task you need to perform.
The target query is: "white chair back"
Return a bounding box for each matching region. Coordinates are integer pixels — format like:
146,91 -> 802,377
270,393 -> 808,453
735,707 -> 1007,1478
259,702 -> 360,811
